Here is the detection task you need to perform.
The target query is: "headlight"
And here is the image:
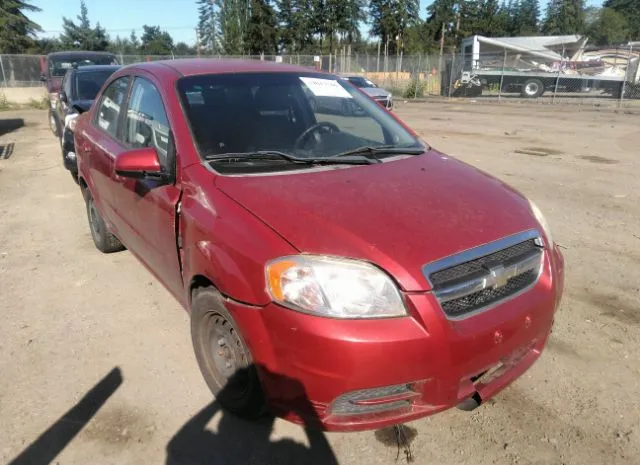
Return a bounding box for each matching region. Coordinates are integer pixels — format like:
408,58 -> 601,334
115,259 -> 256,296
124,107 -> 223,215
528,200 -> 554,245
266,256 -> 406,319
65,113 -> 78,131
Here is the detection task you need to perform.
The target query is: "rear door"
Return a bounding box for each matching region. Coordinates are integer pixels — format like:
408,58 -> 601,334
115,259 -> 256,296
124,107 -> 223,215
83,75 -> 131,230
112,74 -> 183,297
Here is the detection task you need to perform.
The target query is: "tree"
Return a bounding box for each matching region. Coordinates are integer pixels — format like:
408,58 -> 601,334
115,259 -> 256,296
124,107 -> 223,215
370,0 -> 420,54
604,0 -> 640,41
277,0 -> 294,52
216,0 -> 250,54
517,0 -> 540,35
174,41 -> 198,55
140,25 -> 174,55
244,0 -> 277,54
60,0 -> 109,51
197,0 -> 218,53
0,0 -> 42,53
542,0 -> 586,35
587,7 -> 631,45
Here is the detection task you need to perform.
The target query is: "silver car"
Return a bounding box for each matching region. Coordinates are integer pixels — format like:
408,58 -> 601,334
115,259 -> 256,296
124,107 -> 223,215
343,76 -> 393,110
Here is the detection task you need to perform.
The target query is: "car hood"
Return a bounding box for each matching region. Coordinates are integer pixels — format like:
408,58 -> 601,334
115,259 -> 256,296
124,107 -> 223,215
216,150 -> 539,291
362,87 -> 390,98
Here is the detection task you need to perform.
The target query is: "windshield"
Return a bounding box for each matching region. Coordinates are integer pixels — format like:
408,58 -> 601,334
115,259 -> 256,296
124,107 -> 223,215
75,70 -> 116,100
177,72 -> 420,171
49,55 -> 118,77
347,76 -> 376,88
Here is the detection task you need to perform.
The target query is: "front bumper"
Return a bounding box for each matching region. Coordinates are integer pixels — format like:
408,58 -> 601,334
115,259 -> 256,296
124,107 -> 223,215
62,128 -> 77,173
227,246 -> 564,432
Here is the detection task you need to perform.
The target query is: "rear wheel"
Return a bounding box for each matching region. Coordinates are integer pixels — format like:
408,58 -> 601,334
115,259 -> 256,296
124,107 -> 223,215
84,191 -> 124,253
191,287 -> 265,418
521,79 -> 544,98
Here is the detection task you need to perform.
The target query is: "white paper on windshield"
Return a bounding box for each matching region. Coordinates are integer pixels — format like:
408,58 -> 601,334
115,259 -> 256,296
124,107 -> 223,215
299,77 -> 352,98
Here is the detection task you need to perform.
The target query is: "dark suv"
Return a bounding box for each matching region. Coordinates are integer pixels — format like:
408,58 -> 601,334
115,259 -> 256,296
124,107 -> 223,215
53,64 -> 120,181
40,51 -> 119,136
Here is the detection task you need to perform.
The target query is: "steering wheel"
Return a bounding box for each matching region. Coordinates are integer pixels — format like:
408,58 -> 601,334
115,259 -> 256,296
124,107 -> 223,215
294,122 -> 340,151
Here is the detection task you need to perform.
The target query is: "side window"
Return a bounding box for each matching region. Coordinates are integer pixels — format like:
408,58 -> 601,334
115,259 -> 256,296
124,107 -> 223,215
95,76 -> 130,138
63,73 -> 73,97
124,78 -> 170,167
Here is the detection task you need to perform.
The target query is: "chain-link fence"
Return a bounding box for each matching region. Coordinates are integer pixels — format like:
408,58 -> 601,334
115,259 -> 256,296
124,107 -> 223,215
1,47 -> 639,106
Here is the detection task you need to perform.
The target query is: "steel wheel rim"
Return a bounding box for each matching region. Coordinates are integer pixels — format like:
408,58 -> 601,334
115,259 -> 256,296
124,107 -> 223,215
525,82 -> 539,96
202,313 -> 250,401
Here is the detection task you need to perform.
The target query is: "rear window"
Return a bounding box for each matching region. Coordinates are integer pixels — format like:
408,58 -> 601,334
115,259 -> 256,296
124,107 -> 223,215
75,70 -> 117,100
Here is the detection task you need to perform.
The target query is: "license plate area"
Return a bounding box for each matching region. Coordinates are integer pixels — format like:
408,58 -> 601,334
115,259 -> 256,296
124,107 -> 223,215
472,339 -> 537,386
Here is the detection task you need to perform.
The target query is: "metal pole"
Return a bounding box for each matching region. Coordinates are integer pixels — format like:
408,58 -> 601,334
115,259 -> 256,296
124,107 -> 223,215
499,49 -> 507,101
448,52 -> 456,98
376,40 -> 380,72
553,45 -> 564,104
416,54 -> 422,100
620,43 -> 632,108
0,55 -> 7,87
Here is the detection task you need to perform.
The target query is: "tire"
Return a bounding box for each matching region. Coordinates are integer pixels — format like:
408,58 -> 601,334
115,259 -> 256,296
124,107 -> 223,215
190,287 -> 265,418
521,79 -> 544,98
49,110 -> 60,137
84,191 -> 124,253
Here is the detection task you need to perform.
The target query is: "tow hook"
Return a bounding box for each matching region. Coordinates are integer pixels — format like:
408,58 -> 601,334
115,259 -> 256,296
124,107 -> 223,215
456,392 -> 482,411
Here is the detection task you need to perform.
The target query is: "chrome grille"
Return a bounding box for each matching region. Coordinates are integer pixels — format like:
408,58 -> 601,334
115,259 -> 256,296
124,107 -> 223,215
423,231 -> 544,319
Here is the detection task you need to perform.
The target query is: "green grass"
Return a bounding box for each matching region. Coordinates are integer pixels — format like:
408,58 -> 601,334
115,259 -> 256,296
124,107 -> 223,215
25,96 -> 49,110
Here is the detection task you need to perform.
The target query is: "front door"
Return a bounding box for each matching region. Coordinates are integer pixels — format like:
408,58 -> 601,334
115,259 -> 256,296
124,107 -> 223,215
111,75 -> 183,299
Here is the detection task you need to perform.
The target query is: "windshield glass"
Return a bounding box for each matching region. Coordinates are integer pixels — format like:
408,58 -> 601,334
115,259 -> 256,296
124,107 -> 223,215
75,70 -> 116,100
49,56 -> 117,77
177,72 -> 420,169
347,76 -> 376,88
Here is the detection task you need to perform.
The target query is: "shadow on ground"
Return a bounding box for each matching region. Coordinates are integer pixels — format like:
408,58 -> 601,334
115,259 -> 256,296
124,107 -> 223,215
0,119 -> 25,138
8,367 -> 123,465
165,366 -> 339,465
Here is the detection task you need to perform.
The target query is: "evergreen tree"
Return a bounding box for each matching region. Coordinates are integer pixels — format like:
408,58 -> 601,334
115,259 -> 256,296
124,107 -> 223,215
277,0 -> 296,52
140,25 -> 174,55
60,0 -> 109,51
216,0 -> 250,54
197,0 -> 218,53
370,0 -> 419,53
587,7 -> 631,45
518,0 -> 540,35
245,0 -> 277,54
604,0 -> 640,41
0,0 -> 42,53
543,0 -> 585,35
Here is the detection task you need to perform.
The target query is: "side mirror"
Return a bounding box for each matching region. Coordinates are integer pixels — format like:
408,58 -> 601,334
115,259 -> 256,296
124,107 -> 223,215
114,147 -> 165,180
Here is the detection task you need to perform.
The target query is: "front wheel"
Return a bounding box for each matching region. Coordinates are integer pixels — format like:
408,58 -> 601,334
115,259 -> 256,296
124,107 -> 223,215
191,287 -> 265,418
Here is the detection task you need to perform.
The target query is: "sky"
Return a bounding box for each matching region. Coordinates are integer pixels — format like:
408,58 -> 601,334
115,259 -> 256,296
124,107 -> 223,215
30,0 -> 604,46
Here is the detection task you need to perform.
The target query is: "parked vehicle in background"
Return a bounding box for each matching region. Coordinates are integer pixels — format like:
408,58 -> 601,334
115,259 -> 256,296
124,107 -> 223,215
452,35 -> 640,98
40,51 -> 119,135
53,64 -> 120,181
74,59 -> 564,432
343,75 -> 394,110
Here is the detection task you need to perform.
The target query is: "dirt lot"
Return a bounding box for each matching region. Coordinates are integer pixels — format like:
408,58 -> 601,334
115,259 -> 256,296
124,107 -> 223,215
1,102 -> 639,465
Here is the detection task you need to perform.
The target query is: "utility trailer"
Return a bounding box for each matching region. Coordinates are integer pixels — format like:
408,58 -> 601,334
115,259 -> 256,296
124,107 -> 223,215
451,35 -> 640,99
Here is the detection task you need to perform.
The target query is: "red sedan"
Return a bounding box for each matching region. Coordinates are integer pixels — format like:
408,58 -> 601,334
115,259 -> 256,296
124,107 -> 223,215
73,59 -> 564,431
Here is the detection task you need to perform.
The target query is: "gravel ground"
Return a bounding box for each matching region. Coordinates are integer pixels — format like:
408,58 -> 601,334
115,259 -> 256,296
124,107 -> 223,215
0,103 -> 638,465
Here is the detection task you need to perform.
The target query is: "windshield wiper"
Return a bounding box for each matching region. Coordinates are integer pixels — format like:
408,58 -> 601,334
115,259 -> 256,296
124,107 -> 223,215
204,151 -> 377,165
334,145 -> 426,159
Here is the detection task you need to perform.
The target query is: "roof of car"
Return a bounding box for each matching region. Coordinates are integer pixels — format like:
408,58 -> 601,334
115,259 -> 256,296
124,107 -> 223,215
73,65 -> 121,73
130,58 -> 323,77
